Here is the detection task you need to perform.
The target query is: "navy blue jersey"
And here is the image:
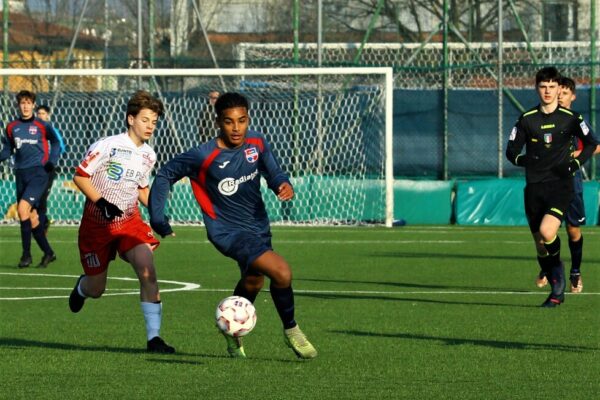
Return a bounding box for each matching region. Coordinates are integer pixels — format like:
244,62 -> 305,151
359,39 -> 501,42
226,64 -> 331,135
0,116 -> 60,169
149,130 -> 290,240
571,119 -> 597,194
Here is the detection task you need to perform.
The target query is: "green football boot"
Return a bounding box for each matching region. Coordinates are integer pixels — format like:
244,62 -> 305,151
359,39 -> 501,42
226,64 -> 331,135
284,325 -> 317,359
221,331 -> 246,358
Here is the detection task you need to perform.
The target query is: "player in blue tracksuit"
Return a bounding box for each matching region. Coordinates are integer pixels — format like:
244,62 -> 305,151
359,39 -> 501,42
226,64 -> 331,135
35,104 -> 67,231
0,90 -> 60,268
149,92 -> 317,359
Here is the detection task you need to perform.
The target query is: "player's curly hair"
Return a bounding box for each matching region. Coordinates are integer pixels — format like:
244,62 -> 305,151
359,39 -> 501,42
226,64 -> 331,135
125,90 -> 164,128
215,92 -> 249,118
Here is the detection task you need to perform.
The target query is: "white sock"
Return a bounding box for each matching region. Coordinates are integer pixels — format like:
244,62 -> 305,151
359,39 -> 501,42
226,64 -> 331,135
76,278 -> 87,298
141,301 -> 162,341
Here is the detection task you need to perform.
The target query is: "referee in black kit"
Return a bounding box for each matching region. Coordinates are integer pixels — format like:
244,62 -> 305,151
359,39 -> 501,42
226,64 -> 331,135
506,66 -> 598,307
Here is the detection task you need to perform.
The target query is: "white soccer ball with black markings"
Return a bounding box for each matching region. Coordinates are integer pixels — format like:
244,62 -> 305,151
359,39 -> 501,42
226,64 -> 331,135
215,296 -> 257,337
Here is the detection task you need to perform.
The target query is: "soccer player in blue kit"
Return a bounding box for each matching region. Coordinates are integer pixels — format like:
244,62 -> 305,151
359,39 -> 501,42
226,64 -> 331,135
0,90 -> 60,268
149,92 -> 317,359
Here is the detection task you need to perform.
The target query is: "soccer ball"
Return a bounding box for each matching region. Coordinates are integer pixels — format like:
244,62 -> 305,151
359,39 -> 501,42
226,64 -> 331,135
215,296 -> 257,337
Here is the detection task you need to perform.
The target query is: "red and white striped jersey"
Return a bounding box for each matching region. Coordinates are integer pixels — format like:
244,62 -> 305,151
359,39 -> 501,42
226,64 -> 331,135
76,133 -> 156,225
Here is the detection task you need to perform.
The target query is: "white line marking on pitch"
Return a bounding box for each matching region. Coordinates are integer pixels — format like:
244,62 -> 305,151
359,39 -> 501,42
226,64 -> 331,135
0,272 -> 200,301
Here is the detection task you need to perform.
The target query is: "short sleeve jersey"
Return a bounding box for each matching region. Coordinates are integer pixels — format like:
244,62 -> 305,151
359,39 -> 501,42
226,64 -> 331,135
76,133 -> 156,225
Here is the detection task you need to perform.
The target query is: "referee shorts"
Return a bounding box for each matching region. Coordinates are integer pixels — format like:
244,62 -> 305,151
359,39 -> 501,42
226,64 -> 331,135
524,179 -> 573,233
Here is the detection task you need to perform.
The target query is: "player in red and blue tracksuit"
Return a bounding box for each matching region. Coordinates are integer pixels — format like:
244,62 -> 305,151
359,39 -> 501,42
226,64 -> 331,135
149,92 -> 317,359
0,90 -> 60,268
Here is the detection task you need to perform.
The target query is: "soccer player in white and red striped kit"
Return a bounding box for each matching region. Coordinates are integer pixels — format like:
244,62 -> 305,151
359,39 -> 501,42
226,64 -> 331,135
68,90 -> 174,353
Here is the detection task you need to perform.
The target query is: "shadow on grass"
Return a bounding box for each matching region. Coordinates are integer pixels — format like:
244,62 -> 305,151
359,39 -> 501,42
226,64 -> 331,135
331,330 -> 599,352
0,338 -> 298,363
296,291 -> 540,308
295,277 -> 530,293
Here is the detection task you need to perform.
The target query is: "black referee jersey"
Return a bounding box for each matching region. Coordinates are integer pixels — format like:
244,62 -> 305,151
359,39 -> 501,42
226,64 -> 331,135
506,105 -> 598,184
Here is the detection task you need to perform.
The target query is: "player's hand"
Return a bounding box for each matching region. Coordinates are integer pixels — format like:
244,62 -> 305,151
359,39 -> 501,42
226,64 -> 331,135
150,216 -> 174,238
515,154 -> 528,167
44,162 -> 55,173
95,197 -> 124,221
277,182 -> 294,201
553,159 -> 580,177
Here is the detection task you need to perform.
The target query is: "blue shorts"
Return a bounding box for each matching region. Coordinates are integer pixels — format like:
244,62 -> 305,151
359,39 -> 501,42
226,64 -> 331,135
15,167 -> 49,208
566,191 -> 586,227
209,230 -> 272,275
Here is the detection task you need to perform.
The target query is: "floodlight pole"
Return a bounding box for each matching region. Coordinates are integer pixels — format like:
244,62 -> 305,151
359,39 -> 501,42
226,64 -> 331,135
498,0 -> 504,178
137,0 -> 142,86
590,0 -> 597,179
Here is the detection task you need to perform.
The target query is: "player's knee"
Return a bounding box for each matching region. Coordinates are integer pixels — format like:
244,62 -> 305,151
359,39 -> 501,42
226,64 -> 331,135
244,275 -> 264,293
139,267 -> 158,285
566,225 -> 581,241
272,264 -> 292,287
17,203 -> 31,220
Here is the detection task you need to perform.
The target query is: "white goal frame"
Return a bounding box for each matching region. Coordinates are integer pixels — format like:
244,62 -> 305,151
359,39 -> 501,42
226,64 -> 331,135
2,67 -> 394,227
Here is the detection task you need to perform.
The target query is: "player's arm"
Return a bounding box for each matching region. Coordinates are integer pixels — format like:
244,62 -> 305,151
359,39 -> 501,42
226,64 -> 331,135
45,124 -> 61,171
506,119 -> 528,167
149,148 -> 203,237
568,118 -> 599,171
0,129 -> 14,163
138,186 -> 149,208
73,173 -> 123,221
258,136 -> 294,199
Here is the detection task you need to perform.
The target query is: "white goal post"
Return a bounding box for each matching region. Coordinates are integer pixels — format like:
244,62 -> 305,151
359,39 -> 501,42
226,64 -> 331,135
0,67 -> 394,227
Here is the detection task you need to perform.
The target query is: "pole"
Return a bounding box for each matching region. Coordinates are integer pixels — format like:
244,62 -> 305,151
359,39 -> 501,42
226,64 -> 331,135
316,0 -> 323,174
137,0 -> 142,87
104,0 -> 109,68
498,0 -> 504,178
293,0 -> 301,175
3,0 -> 9,90
149,0 -> 155,67
590,0 -> 597,179
191,2 -> 226,90
352,0 -> 384,65
442,0 -> 449,181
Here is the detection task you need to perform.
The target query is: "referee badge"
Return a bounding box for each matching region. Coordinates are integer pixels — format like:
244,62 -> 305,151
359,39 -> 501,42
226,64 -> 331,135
543,133 -> 552,143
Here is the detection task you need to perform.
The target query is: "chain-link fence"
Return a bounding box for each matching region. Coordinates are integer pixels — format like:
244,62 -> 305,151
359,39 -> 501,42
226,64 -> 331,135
1,0 -> 599,180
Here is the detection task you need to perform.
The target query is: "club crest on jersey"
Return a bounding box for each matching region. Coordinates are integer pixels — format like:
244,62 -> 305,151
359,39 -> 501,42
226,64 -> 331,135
543,133 -> 552,144
29,126 -> 38,135
244,147 -> 259,163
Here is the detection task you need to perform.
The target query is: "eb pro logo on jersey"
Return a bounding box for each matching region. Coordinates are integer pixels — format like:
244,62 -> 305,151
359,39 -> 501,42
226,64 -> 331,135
244,147 -> 259,163
107,161 -> 124,181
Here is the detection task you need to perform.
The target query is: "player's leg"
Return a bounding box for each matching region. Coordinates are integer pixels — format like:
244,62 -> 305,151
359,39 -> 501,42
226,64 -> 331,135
16,198 -> 33,268
69,222 -> 114,312
525,184 -> 550,288
565,191 -> 585,293
20,170 -> 55,267
531,232 -> 549,288
121,221 -> 174,354
539,213 -> 566,307
250,250 -> 317,359
29,208 -> 56,268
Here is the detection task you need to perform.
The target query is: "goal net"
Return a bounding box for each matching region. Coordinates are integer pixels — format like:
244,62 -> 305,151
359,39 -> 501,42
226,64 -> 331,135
0,68 -> 394,227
